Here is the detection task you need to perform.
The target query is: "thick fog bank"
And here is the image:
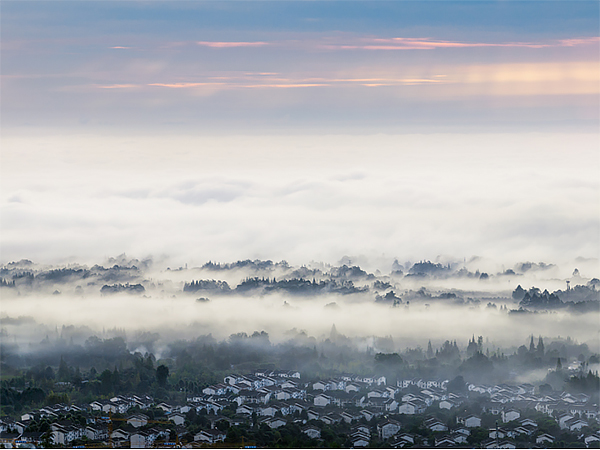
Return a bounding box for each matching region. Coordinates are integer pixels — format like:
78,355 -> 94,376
2,133 -> 598,267
1,256 -> 598,356
2,296 -> 598,351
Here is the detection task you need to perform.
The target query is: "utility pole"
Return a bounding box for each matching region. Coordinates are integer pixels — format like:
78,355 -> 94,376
495,419 -> 499,448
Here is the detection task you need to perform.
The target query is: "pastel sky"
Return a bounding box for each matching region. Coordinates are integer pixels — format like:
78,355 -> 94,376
3,1 -> 599,132
1,2 -> 599,270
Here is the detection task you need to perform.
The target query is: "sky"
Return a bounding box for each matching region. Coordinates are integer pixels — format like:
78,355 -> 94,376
1,1 -> 599,270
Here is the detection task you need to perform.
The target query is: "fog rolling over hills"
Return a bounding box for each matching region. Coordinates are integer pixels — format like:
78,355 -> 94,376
1,256 -> 598,355
2,255 -> 599,448
1,2 -> 599,446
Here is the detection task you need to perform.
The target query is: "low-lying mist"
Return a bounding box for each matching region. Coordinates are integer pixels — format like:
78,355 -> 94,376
2,293 -> 598,351
1,256 -> 598,361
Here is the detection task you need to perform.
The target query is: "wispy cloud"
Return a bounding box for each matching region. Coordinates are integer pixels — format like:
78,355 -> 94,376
148,82 -> 224,88
97,84 -> 139,89
557,37 -> 600,47
196,41 -> 269,48
244,83 -> 329,88
150,36 -> 600,53
103,76 -> 446,91
321,36 -> 600,51
90,75 -> 447,92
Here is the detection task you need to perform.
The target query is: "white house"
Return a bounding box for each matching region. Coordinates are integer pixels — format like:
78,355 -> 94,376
352,434 -> 370,448
464,415 -> 482,428
90,401 -> 104,411
156,402 -> 174,413
236,404 -> 255,415
263,417 -> 286,429
558,413 -> 574,429
313,381 -> 328,391
130,431 -> 149,449
439,400 -> 454,410
584,433 -> 600,447
565,418 -> 588,432
194,429 -> 226,443
111,429 -> 130,441
167,413 -> 185,426
378,419 -> 402,440
424,417 -> 447,432
536,433 -> 555,445
259,405 -> 278,417
451,432 -> 468,444
127,414 -> 149,428
435,435 -> 456,447
501,409 -> 520,423
395,433 -> 414,444
281,380 -> 299,389
385,398 -> 399,412
346,383 -> 360,393
399,401 -> 426,415
314,394 -> 331,407
360,409 -> 381,421
85,425 -> 108,441
341,411 -> 362,424
302,425 -> 321,439
51,424 -> 83,446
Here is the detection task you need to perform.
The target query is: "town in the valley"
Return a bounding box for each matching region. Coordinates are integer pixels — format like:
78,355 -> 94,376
1,260 -> 598,448
1,361 -> 599,449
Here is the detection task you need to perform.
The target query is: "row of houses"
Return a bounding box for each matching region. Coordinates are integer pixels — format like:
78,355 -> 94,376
3,369 -> 599,448
89,394 -> 154,414
3,407 -> 598,449
192,372 -> 598,438
469,384 -> 596,419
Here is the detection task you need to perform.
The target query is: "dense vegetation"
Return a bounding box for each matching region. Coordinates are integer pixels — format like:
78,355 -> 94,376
1,330 -> 598,419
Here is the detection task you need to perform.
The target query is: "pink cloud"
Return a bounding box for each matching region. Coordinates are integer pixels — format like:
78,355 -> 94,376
323,37 -> 547,50
148,82 -> 223,88
97,84 -> 138,89
321,36 -> 600,51
147,81 -> 328,89
242,83 -> 329,88
196,41 -> 269,48
142,76 -> 445,90
558,37 -> 600,47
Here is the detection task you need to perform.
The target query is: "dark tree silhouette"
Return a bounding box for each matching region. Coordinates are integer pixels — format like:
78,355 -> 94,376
156,365 -> 169,387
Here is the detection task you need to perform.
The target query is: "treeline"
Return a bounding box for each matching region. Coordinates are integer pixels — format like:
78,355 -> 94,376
100,283 -> 145,295
201,259 -> 290,272
1,353 -> 171,416
0,263 -> 143,289
0,277 -> 16,287
184,276 -> 368,296
2,331 -> 599,418
566,371 -> 600,394
512,283 -> 599,312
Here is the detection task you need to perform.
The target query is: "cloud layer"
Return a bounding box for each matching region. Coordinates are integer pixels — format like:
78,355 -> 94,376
1,133 -> 598,271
